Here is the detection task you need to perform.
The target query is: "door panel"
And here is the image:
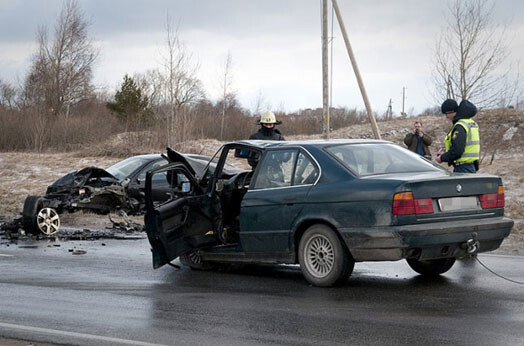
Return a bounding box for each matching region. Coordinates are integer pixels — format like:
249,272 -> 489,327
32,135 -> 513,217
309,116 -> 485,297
239,149 -> 318,255
240,186 -> 311,253
145,164 -> 219,268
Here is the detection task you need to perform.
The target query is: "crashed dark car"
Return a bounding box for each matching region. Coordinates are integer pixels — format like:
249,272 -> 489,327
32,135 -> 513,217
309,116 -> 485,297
144,140 -> 514,287
21,150 -> 214,235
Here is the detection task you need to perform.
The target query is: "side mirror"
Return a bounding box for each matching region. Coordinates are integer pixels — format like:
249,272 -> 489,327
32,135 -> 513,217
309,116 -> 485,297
181,181 -> 191,193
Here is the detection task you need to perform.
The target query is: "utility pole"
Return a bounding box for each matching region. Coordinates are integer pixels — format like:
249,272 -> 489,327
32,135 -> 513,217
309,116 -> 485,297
322,0 -> 330,139
387,98 -> 393,120
331,0 -> 380,139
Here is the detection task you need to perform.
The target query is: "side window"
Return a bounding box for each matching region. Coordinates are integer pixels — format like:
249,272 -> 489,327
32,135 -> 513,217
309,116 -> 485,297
294,152 -> 319,185
164,169 -> 193,195
254,150 -> 297,189
138,159 -> 168,181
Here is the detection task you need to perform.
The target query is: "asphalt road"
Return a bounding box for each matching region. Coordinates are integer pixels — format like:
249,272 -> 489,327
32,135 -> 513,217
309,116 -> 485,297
0,237 -> 523,346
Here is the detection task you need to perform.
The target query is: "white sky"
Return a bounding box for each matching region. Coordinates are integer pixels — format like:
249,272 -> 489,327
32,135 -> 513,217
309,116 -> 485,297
0,0 -> 522,114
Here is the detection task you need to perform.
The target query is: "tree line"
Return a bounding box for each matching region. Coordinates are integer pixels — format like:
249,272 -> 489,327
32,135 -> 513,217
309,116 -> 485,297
0,1 -> 378,153
0,0 -> 520,153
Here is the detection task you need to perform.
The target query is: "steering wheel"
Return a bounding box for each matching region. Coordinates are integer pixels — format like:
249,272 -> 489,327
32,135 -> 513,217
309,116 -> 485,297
238,172 -> 252,194
267,163 -> 284,184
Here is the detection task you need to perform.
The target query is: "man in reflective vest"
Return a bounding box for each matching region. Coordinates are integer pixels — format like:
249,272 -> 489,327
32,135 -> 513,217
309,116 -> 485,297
435,99 -> 480,173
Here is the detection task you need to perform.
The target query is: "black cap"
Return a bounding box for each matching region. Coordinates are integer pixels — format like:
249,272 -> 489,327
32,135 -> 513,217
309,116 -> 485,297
441,99 -> 459,114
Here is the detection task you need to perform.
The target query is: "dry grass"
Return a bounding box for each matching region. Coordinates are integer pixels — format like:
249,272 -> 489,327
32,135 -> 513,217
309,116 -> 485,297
1,109 -> 523,254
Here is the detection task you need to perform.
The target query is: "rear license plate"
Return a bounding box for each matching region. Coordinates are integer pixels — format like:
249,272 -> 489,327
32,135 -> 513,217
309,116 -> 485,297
438,196 -> 478,211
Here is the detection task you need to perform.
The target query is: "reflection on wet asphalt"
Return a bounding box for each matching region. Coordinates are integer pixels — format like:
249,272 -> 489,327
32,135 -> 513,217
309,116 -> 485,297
0,237 -> 523,346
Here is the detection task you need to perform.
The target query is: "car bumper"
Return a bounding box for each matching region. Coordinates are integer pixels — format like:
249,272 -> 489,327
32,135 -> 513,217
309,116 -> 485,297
339,217 -> 514,261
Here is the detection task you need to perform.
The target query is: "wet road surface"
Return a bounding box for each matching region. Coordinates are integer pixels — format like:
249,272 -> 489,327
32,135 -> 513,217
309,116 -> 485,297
0,237 -> 523,346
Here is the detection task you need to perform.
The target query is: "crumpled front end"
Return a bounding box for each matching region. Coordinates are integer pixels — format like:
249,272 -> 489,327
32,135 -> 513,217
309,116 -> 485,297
44,167 -> 131,214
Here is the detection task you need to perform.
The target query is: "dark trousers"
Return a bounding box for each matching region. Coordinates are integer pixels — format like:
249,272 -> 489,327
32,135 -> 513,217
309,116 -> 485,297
453,163 -> 476,173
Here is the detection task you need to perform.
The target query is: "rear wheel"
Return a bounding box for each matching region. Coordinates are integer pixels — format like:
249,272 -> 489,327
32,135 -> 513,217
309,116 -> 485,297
22,196 -> 60,235
179,251 -> 215,271
298,224 -> 354,287
407,257 -> 456,276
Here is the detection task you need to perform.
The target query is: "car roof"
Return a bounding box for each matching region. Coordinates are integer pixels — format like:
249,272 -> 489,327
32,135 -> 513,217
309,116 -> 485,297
130,154 -> 163,160
232,139 -> 391,149
129,153 -> 208,160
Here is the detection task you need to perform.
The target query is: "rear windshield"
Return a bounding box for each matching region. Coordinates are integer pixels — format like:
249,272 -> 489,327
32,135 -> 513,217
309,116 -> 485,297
325,143 -> 442,176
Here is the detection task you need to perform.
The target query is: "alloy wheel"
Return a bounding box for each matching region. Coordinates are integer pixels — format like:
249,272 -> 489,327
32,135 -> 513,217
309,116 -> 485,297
36,208 -> 60,235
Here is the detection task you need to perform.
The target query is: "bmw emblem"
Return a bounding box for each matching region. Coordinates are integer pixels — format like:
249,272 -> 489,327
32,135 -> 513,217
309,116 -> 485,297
456,184 -> 462,193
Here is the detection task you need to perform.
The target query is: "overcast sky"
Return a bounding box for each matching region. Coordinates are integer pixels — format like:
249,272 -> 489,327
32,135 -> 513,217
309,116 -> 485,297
0,0 -> 522,114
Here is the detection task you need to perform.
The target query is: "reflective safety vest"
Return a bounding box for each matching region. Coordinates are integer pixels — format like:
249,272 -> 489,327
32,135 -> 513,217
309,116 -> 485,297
445,118 -> 480,163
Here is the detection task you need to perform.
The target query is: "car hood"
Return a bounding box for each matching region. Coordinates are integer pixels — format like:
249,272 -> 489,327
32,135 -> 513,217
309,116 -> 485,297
47,167 -> 120,193
167,147 -> 244,180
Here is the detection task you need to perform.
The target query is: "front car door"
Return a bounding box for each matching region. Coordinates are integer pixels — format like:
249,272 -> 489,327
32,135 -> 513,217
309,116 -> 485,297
144,163 -> 221,268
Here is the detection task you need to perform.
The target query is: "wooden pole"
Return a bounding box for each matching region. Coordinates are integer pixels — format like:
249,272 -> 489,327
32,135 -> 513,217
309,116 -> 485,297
322,0 -> 330,139
331,0 -> 381,139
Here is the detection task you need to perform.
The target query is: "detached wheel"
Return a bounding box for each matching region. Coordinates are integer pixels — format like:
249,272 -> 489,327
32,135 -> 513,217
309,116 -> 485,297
407,257 -> 456,276
180,251 -> 215,271
298,224 -> 354,287
22,196 -> 60,235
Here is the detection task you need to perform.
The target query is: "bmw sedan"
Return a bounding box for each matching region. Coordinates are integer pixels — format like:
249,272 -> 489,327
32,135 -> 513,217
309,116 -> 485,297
144,140 -> 513,287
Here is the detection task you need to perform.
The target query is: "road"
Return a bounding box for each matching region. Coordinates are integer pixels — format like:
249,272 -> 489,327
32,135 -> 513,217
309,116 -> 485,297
0,236 -> 523,346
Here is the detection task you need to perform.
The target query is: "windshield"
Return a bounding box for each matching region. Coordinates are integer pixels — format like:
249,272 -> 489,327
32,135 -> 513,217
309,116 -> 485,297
106,156 -> 151,181
326,143 -> 443,176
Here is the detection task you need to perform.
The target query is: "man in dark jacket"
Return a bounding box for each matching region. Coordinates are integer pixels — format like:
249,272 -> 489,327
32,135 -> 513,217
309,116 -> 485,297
404,121 -> 432,159
249,111 -> 285,141
435,99 -> 480,173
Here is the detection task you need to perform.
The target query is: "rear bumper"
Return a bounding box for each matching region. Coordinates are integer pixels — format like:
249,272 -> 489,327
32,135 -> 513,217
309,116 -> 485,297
339,217 -> 514,261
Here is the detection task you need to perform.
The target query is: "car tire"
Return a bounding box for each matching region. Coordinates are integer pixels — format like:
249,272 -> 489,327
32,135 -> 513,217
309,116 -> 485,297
406,257 -> 456,276
22,196 -> 60,235
298,224 -> 354,287
180,251 -> 215,271
22,196 -> 44,235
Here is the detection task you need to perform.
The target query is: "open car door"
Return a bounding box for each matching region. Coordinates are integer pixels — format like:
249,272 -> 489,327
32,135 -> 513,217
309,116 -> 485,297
144,163 -> 221,269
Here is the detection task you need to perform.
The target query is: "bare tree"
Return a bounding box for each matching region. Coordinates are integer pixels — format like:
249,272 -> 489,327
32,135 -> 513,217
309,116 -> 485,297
0,79 -> 17,110
24,0 -> 97,117
251,89 -> 270,117
161,15 -> 204,145
432,0 -> 509,106
219,51 -> 235,140
134,69 -> 164,107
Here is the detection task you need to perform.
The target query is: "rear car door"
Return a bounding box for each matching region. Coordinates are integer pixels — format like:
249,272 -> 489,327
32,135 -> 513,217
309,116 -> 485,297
240,149 -> 319,255
144,163 -> 221,268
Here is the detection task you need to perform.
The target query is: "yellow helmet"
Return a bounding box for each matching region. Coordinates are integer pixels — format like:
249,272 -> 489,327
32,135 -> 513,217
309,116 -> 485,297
258,111 -> 281,125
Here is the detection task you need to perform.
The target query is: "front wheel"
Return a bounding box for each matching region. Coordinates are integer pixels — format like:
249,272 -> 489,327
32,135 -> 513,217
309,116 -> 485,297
407,257 -> 456,276
298,224 -> 354,287
179,251 -> 215,271
22,196 -> 61,235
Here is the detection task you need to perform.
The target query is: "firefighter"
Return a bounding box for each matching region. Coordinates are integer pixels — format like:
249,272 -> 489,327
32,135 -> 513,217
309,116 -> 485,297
249,111 -> 285,140
435,99 -> 480,173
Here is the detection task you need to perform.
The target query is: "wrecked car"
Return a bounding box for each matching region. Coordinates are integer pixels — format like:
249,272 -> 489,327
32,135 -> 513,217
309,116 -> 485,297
21,150 -> 215,235
144,140 -> 514,287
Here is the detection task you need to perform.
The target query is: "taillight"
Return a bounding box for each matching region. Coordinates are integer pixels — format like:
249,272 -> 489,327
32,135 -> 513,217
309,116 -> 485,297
393,192 -> 434,215
480,186 -> 505,209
